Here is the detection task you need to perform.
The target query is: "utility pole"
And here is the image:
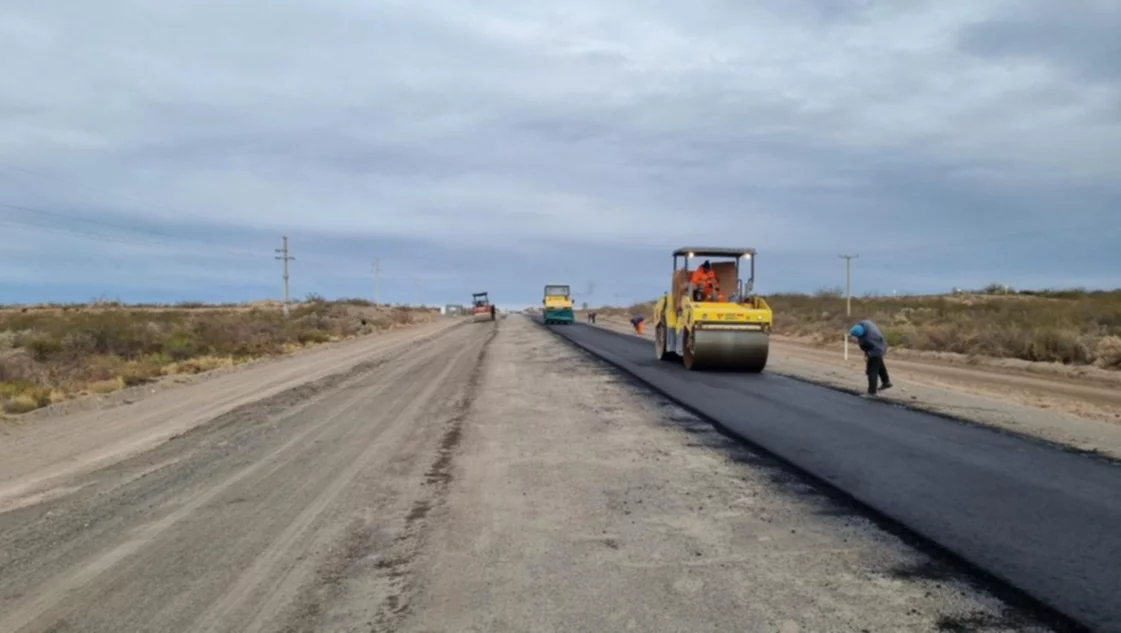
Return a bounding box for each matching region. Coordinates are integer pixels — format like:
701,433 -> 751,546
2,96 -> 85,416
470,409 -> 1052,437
275,236 -> 295,318
839,254 -> 858,360
413,279 -> 422,306
372,258 -> 380,305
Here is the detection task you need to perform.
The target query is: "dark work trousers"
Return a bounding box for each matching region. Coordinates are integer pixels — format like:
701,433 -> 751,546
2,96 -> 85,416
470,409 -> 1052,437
865,356 -> 890,394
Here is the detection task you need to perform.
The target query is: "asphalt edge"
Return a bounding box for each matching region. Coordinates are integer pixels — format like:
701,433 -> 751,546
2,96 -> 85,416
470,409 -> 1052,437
534,316 -> 1090,633
580,320 -> 1120,466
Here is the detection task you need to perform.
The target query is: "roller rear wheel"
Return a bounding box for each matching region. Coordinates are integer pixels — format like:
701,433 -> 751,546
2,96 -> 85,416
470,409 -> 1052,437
682,330 -> 697,370
655,322 -> 673,361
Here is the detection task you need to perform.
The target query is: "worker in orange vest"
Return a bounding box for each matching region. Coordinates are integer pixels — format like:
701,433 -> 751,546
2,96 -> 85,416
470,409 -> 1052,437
630,314 -> 645,335
689,260 -> 719,301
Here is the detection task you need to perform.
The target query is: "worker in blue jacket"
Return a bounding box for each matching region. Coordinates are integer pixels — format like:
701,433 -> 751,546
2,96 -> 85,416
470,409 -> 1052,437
849,319 -> 893,396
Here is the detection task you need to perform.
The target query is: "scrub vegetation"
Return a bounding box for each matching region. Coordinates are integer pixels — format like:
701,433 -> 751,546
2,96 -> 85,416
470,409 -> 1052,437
0,297 -> 439,414
602,286 -> 1121,370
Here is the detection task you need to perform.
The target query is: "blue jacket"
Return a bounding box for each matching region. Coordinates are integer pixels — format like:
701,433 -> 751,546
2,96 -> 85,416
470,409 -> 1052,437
849,319 -> 886,358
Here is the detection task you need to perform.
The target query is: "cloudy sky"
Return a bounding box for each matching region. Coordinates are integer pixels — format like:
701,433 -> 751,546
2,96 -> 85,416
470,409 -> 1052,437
2,0 -> 1119,307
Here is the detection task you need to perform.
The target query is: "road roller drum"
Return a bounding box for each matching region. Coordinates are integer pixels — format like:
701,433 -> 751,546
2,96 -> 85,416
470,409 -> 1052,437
685,329 -> 769,371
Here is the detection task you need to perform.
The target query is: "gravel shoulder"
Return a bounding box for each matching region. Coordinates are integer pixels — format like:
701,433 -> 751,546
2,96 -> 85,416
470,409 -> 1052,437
593,317 -> 1121,460
398,315 -> 1052,632
0,317 -> 493,633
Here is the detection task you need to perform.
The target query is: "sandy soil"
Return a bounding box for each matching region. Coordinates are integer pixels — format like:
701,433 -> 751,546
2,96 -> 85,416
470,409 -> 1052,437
0,314 -> 1057,632
593,316 -> 1121,461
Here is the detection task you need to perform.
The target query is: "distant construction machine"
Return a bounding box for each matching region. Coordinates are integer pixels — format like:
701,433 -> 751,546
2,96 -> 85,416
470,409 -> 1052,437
652,247 -> 772,372
471,291 -> 496,322
542,284 -> 574,324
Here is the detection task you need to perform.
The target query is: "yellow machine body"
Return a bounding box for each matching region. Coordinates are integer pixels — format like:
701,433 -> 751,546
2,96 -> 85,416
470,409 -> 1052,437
652,249 -> 772,372
542,284 -> 575,324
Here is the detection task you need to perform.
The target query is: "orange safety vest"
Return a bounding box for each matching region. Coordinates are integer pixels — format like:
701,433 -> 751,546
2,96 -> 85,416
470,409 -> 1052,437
690,268 -> 716,288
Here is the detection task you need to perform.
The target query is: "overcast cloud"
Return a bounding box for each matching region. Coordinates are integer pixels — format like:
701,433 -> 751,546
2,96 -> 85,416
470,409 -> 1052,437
1,0 -> 1119,307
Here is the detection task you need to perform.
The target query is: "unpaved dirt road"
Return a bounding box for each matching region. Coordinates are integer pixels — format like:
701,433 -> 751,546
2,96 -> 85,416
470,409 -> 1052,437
1,316 -> 1058,632
0,319 -> 489,632
0,319 -> 459,512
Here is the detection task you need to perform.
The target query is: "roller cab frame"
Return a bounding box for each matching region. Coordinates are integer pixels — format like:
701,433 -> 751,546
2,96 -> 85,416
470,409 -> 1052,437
652,247 -> 772,372
542,284 -> 574,324
471,291 -> 496,322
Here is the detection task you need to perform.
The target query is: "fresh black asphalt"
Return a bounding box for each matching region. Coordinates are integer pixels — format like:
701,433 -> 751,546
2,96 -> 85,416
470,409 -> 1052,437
544,320 -> 1121,632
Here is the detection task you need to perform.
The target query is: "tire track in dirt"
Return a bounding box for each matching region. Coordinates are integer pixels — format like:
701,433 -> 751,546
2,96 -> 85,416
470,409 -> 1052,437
0,321 -> 491,633
0,327 -> 455,588
1,337 -> 452,632
195,330 -> 490,633
361,321 -> 499,633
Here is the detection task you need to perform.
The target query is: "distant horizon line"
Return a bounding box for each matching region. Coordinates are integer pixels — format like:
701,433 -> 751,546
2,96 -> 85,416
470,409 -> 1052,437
3,285 -> 1119,310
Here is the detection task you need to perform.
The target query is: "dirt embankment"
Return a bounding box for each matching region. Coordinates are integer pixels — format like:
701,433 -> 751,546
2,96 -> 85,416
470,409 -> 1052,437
0,300 -> 442,416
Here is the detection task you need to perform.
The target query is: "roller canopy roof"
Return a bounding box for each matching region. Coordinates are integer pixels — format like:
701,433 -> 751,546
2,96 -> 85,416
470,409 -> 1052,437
672,247 -> 756,257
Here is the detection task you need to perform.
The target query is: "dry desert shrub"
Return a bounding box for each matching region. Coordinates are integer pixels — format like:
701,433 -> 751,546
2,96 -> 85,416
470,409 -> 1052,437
0,300 -> 439,414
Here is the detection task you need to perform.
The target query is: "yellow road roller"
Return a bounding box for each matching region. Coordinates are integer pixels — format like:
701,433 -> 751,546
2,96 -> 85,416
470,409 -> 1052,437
542,284 -> 575,324
652,247 -> 772,372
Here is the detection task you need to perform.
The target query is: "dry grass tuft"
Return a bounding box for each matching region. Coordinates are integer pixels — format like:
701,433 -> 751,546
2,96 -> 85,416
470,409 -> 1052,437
0,299 -> 439,414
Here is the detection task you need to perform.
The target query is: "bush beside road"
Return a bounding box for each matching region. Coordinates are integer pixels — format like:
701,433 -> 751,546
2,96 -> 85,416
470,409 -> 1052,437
0,298 -> 439,415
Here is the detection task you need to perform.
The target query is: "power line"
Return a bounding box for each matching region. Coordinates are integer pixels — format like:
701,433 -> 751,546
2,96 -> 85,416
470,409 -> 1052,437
0,207 -> 384,286
0,162 -> 218,222
0,200 -> 381,270
0,200 -> 193,243
0,200 -> 263,261
0,217 -> 256,265
0,162 -> 284,262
